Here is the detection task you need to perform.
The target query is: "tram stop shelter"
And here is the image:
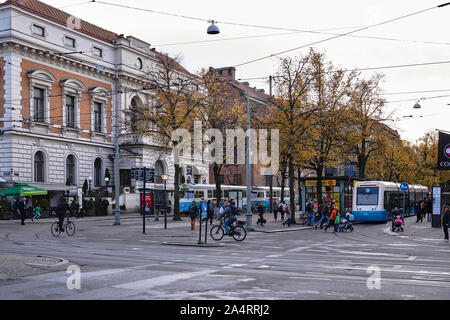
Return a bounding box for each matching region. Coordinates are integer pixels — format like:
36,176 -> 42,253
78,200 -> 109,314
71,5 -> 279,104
299,176 -> 365,215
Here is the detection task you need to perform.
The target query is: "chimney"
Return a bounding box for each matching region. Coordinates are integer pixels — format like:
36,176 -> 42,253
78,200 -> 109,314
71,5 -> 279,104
214,67 -> 235,81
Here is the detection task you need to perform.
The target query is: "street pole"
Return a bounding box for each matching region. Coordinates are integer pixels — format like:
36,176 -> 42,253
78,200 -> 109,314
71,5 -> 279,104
403,192 -> 406,222
246,91 -> 253,231
164,179 -> 167,229
143,167 -> 146,234
269,75 -> 273,214
113,65 -> 121,226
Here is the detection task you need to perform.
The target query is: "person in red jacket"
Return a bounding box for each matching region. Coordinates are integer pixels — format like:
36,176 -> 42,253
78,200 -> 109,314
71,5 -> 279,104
324,205 -> 337,232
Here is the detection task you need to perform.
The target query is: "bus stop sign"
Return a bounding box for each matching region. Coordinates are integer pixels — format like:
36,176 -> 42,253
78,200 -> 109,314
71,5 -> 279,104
400,182 -> 409,192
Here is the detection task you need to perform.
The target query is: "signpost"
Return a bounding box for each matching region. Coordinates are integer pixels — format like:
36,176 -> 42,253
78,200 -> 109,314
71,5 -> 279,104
400,182 -> 409,221
131,167 -> 155,234
432,186 -> 442,228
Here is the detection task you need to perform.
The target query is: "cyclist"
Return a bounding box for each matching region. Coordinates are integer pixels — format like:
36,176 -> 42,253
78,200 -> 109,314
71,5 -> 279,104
218,201 -> 236,235
56,197 -> 72,232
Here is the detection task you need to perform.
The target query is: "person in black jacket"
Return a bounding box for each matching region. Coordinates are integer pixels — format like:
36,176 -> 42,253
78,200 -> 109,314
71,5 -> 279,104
56,197 -> 72,231
443,205 -> 449,242
206,200 -> 214,224
188,201 -> 199,230
18,197 -> 27,225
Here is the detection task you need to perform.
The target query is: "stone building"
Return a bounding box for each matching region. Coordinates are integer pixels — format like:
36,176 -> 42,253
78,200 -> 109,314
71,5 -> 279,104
0,0 -> 208,209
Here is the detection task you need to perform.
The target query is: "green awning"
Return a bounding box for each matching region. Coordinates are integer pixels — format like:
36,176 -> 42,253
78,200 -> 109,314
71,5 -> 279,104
0,183 -> 48,196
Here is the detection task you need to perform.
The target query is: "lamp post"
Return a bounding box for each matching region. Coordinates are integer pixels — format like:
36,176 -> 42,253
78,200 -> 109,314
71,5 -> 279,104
161,174 -> 169,229
88,176 -> 92,197
104,177 -> 110,196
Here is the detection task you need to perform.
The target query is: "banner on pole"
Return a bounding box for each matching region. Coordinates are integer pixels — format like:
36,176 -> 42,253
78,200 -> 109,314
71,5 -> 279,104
437,131 -> 450,170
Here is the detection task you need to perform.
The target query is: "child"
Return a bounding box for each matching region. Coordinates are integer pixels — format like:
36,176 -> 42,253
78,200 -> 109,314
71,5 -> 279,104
334,212 -> 341,233
32,204 -> 41,221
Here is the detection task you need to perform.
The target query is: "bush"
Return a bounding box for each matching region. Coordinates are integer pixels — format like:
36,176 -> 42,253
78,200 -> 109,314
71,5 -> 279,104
87,199 -> 95,210
120,205 -> 126,210
0,199 -> 12,219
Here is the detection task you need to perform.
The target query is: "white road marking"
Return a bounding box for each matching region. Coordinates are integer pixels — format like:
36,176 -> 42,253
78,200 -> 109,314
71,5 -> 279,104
407,256 -> 417,261
257,265 -> 271,269
265,255 -> 282,258
261,246 -> 284,249
113,269 -> 216,290
228,264 -> 247,268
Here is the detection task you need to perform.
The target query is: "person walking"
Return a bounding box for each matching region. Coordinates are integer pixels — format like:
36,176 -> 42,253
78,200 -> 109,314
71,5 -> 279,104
32,202 -> 41,221
206,200 -> 214,225
101,198 -> 109,216
324,205 -> 337,232
257,202 -> 266,226
188,201 -> 199,231
279,201 -> 287,221
282,204 -> 292,227
415,201 -> 423,223
334,211 -> 341,233
12,197 -> 19,219
18,197 -> 27,225
273,200 -> 278,221
442,205 -> 449,242
426,197 -> 433,222
421,200 -> 426,220
315,203 -> 331,229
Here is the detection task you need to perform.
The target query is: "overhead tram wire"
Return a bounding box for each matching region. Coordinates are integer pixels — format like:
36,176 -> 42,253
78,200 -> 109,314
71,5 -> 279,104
233,3 -> 450,68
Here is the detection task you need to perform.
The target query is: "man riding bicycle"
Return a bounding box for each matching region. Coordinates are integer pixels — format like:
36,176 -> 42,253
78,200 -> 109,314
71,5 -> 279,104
218,201 -> 237,235
56,197 -> 72,232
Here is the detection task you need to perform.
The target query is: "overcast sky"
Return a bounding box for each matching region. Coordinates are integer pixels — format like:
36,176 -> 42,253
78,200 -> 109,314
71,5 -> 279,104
45,0 -> 450,143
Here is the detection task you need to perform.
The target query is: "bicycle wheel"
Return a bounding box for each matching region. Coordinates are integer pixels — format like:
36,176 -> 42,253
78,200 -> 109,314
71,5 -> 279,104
65,221 -> 76,236
232,226 -> 247,241
210,225 -> 224,241
51,222 -> 61,237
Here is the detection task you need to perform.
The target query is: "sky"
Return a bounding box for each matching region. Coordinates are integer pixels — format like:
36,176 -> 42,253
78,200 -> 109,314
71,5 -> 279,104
44,0 -> 450,143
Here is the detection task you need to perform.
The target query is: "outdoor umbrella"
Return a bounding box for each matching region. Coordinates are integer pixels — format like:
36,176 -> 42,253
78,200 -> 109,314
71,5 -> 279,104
0,183 -> 48,196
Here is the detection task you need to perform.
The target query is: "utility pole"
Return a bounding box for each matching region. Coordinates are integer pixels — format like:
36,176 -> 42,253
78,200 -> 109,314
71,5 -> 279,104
269,75 -> 273,214
246,91 -> 253,231
113,63 -> 121,226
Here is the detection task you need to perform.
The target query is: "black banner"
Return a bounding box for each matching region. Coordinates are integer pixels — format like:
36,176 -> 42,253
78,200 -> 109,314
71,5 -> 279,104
438,131 -> 450,170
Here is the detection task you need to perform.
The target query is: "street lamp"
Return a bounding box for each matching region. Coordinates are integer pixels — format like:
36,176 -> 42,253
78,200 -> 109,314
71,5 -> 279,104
104,177 -> 110,197
161,174 -> 169,229
88,176 -> 92,196
207,20 -> 220,35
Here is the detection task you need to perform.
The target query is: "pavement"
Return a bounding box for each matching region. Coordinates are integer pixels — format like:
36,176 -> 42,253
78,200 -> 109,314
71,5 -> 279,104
1,211 -> 449,300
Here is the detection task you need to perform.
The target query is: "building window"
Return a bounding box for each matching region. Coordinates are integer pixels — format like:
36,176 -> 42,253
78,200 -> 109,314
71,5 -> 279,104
93,47 -> 103,57
66,155 -> 76,185
33,88 -> 45,123
32,24 -> 45,37
137,57 -> 143,70
218,175 -> 224,185
233,174 -> 242,186
66,95 -> 76,128
129,98 -> 138,132
94,102 -> 102,132
64,36 -> 76,48
155,160 -> 165,184
94,158 -> 102,187
34,151 -> 45,182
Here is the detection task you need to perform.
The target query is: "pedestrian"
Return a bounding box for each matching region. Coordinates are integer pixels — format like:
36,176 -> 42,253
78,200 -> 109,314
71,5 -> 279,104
32,203 -> 41,221
415,201 -> 423,223
188,200 -> 199,231
334,211 -> 341,233
101,198 -> 109,216
257,202 -> 266,226
426,197 -> 433,222
282,204 -> 292,227
18,197 -> 27,225
324,205 -> 337,232
279,201 -> 287,221
273,200 -> 278,221
442,205 -> 449,243
206,200 -> 214,225
391,207 -> 400,231
12,197 -> 19,219
315,203 -> 331,229
421,200 -> 426,220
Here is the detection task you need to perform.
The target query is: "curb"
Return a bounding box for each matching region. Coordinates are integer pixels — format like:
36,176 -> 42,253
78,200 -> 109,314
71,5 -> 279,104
161,241 -> 224,247
254,225 -> 313,233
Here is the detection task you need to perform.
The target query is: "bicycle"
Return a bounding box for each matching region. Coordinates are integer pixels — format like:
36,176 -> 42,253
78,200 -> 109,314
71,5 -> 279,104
210,217 -> 247,241
51,216 -> 76,237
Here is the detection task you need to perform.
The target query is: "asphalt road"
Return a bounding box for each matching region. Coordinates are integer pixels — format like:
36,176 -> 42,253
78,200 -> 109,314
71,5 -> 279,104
0,214 -> 449,300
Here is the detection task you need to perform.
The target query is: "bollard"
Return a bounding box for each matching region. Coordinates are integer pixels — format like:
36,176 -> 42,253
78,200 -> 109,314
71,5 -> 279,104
164,209 -> 167,229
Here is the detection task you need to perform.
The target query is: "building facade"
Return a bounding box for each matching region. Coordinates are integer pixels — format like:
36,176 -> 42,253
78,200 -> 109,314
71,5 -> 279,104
0,0 -> 208,209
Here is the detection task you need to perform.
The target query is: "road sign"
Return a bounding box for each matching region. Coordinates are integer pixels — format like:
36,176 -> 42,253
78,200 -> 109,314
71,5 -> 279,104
400,182 -> 409,192
131,168 -> 155,183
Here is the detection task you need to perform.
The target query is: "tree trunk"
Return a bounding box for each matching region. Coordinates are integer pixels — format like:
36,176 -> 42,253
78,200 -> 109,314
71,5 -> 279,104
213,164 -> 222,206
288,159 -> 296,224
297,167 -> 302,212
316,165 -> 324,207
173,163 -> 181,221
280,169 -> 286,202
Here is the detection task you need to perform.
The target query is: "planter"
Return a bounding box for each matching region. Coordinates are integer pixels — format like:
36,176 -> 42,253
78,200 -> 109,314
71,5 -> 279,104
120,209 -> 127,214
0,212 -> 12,220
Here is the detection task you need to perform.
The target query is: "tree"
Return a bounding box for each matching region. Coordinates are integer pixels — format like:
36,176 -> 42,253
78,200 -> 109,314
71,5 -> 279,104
138,53 -> 201,221
196,68 -> 245,206
300,50 -> 357,207
343,74 -> 389,178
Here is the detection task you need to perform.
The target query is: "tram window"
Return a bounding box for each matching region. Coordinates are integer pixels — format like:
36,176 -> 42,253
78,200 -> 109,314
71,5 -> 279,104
185,191 -> 194,199
224,191 -> 229,198
180,191 -> 185,198
356,187 -> 379,205
198,191 -> 205,198
207,190 -> 213,198
257,192 -> 264,198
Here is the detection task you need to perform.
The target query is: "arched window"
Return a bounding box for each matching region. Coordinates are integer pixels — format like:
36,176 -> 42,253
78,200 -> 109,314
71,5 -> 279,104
130,98 -> 138,132
94,158 -> 102,187
66,155 -> 76,185
155,160 -> 165,184
34,151 -> 45,182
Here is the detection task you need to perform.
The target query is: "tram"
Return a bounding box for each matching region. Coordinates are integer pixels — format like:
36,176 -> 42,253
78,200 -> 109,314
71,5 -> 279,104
352,181 -> 428,222
179,184 -> 291,213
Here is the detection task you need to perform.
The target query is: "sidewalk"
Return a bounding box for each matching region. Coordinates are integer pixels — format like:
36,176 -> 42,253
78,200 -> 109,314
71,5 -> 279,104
382,216 -> 448,244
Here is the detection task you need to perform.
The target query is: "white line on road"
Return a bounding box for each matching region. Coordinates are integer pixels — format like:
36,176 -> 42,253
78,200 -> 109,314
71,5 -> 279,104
113,269 -> 216,290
